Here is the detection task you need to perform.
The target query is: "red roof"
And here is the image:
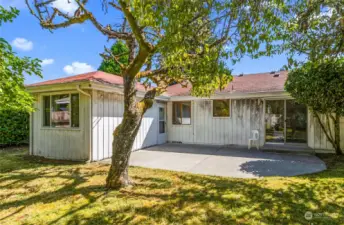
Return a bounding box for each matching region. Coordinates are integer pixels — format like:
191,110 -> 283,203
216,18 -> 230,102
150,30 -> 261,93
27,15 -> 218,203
27,71 -> 147,92
28,70 -> 288,96
165,71 -> 288,96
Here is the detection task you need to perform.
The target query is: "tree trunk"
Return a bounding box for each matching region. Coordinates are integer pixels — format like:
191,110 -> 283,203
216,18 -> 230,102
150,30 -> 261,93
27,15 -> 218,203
105,71 -> 155,188
105,112 -> 142,188
105,71 -> 142,188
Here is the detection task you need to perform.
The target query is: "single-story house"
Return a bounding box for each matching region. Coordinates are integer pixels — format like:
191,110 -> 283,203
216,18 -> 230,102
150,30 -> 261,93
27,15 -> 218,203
27,71 -> 344,161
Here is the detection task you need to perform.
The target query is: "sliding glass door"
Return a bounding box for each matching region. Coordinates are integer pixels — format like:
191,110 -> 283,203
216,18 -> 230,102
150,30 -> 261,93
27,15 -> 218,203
265,100 -> 285,143
285,100 -> 307,143
265,100 -> 307,144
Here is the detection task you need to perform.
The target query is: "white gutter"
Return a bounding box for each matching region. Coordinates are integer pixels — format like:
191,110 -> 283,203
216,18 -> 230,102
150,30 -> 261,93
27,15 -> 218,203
76,84 -> 91,97
76,85 -> 92,162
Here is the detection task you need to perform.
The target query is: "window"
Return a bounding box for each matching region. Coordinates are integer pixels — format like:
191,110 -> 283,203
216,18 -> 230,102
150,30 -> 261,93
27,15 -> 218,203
213,99 -> 230,117
172,102 -> 191,125
159,107 -> 165,133
42,94 -> 79,128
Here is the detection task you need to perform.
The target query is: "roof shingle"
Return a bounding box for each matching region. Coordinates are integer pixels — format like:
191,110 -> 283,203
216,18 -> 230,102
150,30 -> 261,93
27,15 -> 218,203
28,70 -> 288,96
27,71 -> 147,91
165,71 -> 288,96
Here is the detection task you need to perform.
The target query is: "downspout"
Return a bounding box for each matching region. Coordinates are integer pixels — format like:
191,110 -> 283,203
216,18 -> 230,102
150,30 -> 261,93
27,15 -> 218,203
76,85 -> 93,163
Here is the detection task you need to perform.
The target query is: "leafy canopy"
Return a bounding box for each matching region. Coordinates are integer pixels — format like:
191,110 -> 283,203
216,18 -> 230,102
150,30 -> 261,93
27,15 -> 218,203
283,0 -> 344,66
285,59 -> 344,116
0,6 -> 42,112
98,41 -> 129,75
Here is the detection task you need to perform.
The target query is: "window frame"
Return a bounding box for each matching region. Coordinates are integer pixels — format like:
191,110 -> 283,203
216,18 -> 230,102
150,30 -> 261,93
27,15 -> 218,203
158,107 -> 166,133
172,101 -> 192,125
212,99 -> 231,118
41,92 -> 80,129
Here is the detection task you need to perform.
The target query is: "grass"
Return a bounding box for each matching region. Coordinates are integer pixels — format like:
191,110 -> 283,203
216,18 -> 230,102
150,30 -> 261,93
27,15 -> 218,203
0,147 -> 343,225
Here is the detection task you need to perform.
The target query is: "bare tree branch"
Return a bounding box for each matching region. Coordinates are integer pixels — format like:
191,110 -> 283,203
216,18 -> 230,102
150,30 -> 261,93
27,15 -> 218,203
109,2 -> 122,11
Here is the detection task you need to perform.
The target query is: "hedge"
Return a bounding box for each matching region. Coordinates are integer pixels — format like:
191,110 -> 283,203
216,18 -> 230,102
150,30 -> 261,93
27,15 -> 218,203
0,110 -> 30,146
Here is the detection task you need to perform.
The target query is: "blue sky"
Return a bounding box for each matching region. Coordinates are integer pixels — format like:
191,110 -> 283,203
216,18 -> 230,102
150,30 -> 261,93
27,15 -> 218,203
1,0 -> 290,84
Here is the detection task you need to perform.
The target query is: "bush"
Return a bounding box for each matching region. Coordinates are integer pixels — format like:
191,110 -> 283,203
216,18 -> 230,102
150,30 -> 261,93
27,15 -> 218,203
0,110 -> 29,146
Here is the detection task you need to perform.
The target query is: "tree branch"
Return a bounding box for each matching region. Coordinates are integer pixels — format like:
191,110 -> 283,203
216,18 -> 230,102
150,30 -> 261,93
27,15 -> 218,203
314,112 -> 336,149
136,68 -> 168,79
118,0 -> 153,52
109,2 -> 122,11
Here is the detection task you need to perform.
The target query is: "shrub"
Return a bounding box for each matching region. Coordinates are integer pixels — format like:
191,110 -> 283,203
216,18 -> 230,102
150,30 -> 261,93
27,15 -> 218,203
0,110 -> 29,146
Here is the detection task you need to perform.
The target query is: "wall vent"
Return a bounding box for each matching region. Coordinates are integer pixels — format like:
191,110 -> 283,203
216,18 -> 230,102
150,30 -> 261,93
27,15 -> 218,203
238,73 -> 244,77
273,73 -> 280,77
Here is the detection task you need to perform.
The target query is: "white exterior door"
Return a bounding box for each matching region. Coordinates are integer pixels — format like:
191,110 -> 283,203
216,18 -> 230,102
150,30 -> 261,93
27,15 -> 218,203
157,103 -> 167,144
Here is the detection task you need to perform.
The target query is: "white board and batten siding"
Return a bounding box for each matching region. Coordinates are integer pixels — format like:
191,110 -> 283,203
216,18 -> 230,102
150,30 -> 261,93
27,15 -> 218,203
308,112 -> 344,153
91,90 -> 161,161
31,91 -> 91,161
167,99 -> 343,153
167,99 -> 265,146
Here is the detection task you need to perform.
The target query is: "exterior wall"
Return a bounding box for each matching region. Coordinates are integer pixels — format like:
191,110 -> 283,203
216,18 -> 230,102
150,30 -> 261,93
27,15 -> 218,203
167,98 -> 343,153
91,90 -> 159,161
167,99 -> 265,146
31,91 -> 91,161
308,112 -> 344,153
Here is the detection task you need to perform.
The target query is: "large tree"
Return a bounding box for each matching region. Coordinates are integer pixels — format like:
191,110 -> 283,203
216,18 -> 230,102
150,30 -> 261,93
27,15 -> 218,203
282,0 -> 343,154
0,6 -> 42,112
285,59 -> 344,155
26,0 -> 286,188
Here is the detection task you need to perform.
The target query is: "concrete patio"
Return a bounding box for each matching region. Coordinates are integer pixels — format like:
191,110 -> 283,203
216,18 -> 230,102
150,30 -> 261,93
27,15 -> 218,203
101,143 -> 327,178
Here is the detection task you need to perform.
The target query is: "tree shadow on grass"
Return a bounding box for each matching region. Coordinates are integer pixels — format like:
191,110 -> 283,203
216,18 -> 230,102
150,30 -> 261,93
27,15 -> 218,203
1,149 -> 343,224
0,148 -> 84,173
0,161 -> 107,223
59,173 -> 343,225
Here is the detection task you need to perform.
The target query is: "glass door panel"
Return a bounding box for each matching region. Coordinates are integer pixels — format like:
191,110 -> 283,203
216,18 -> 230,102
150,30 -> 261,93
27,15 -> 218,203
286,100 -> 307,143
265,100 -> 285,143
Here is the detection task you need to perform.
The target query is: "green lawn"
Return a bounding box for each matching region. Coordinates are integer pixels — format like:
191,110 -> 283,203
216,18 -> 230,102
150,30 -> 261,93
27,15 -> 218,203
0,147 -> 343,225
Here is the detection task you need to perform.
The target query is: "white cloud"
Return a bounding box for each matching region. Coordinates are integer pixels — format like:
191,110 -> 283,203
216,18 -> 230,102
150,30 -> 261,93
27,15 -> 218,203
63,62 -> 95,75
41,59 -> 54,66
52,0 -> 78,14
0,0 -> 26,9
11,38 -> 33,51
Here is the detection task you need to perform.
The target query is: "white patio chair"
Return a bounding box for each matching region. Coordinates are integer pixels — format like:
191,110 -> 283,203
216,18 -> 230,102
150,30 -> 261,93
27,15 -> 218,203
248,130 -> 260,150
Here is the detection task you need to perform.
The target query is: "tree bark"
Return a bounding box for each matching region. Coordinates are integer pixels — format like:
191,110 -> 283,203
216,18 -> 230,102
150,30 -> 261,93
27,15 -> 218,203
105,45 -> 156,188
105,113 -> 142,188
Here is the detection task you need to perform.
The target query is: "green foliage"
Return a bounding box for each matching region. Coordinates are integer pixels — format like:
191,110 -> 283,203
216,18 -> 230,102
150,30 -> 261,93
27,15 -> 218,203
283,0 -> 344,66
98,41 -> 129,75
0,110 -> 29,146
129,0 -> 287,96
285,59 -> 344,116
0,6 -> 42,112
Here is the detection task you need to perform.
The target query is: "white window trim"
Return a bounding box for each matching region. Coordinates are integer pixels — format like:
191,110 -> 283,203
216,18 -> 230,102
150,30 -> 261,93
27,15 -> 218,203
212,99 -> 231,118
172,101 -> 192,125
158,107 -> 166,133
41,92 -> 80,129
